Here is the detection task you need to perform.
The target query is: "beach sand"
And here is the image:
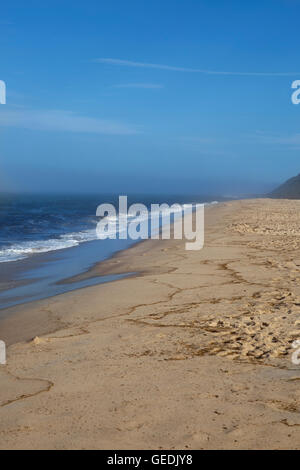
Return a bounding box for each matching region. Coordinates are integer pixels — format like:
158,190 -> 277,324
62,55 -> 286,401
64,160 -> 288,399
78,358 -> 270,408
1,199 -> 300,449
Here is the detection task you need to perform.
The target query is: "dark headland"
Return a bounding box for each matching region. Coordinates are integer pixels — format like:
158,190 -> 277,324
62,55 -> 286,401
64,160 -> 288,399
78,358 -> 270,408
269,173 -> 300,199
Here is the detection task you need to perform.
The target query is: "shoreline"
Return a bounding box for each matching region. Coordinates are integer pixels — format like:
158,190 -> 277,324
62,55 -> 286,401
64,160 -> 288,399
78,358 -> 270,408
57,201 -> 221,285
0,199 -> 218,311
0,202 -> 219,345
1,199 -> 300,449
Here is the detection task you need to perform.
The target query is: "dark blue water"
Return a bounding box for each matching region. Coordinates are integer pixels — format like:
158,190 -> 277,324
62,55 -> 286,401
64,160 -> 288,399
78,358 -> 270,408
0,193 -> 220,310
0,194 -> 120,263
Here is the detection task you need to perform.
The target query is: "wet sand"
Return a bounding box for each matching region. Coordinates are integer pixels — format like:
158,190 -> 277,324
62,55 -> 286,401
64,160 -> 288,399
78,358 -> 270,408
1,199 -> 300,449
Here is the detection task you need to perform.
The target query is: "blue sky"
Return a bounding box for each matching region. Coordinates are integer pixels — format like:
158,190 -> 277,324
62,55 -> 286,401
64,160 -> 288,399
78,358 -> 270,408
1,0 -> 300,195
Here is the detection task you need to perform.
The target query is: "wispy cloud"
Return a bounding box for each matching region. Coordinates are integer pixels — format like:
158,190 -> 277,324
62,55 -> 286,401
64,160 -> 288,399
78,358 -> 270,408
253,131 -> 300,147
95,58 -> 299,77
179,136 -> 214,144
112,83 -> 163,89
0,108 -> 140,135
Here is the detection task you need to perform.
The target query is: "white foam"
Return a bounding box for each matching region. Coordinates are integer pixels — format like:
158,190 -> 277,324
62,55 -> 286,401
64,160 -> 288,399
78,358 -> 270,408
0,229 -> 98,263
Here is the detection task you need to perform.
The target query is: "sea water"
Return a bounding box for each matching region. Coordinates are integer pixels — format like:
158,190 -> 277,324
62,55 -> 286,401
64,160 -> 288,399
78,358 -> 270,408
0,193 -> 221,310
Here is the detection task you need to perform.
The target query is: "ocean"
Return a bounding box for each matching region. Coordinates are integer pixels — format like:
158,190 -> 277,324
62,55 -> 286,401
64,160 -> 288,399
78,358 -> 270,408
0,193 -> 221,310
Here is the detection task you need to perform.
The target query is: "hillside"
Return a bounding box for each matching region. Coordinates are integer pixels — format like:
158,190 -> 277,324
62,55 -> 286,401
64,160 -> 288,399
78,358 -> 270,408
269,174 -> 300,199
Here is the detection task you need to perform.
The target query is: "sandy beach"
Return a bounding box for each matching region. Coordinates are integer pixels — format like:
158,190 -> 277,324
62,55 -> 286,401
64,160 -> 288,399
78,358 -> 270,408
1,199 -> 300,449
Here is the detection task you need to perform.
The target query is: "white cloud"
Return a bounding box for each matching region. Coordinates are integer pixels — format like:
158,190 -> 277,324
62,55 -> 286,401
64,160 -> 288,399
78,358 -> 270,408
252,131 -> 300,147
180,136 -> 214,144
0,108 -> 140,135
112,83 -> 163,89
95,58 -> 299,77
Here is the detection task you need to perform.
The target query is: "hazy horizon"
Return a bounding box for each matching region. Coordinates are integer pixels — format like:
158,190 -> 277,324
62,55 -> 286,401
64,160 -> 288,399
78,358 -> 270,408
0,178 -> 278,197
